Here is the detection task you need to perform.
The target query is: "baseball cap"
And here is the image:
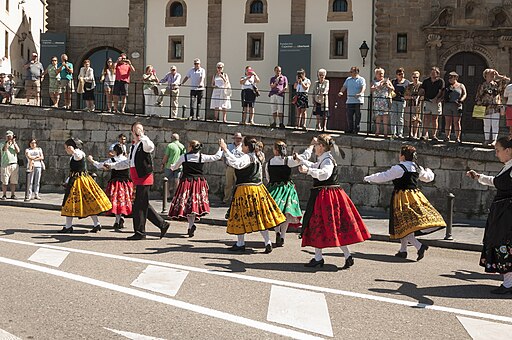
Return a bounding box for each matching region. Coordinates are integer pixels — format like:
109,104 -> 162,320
170,65 -> 177,70
246,67 -> 254,74
6,130 -> 14,136
448,71 -> 459,77
193,58 -> 201,64
233,132 -> 242,139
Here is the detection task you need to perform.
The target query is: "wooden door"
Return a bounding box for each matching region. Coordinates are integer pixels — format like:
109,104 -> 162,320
326,77 -> 347,131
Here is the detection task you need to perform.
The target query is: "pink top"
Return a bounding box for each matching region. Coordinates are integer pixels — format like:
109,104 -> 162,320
116,63 -> 131,83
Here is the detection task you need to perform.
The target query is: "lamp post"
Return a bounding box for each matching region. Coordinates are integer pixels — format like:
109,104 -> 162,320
359,41 -> 370,67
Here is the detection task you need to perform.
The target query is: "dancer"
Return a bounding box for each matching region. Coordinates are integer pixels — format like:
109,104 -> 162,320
467,136 -> 512,294
219,136 -> 285,253
88,143 -> 133,231
264,141 -> 302,247
296,134 -> 370,268
60,138 -> 112,233
168,140 -> 223,237
364,145 -> 446,260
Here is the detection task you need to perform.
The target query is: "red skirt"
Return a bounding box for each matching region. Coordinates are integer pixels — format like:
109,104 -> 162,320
168,177 -> 210,219
105,179 -> 134,216
302,187 -> 371,248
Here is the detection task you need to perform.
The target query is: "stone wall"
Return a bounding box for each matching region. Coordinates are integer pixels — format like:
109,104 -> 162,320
0,105 -> 502,220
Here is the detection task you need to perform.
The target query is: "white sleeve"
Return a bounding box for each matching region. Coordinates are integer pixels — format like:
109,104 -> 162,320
264,162 -> 270,183
72,149 -> 84,161
306,158 -> 334,181
224,151 -> 252,169
418,167 -> 435,182
91,160 -> 106,170
285,155 -> 301,168
201,148 -> 223,163
478,174 -> 495,187
140,135 -> 155,153
364,165 -> 404,183
170,155 -> 185,171
296,145 -> 314,163
109,159 -> 130,170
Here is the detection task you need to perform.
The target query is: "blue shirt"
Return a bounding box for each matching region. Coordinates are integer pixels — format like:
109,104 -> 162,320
343,76 -> 366,104
58,62 -> 73,81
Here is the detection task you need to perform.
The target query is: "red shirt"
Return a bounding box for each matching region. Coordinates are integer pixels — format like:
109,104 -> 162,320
116,63 -> 131,83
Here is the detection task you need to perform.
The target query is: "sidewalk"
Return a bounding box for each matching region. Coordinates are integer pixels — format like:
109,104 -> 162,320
1,191 -> 485,252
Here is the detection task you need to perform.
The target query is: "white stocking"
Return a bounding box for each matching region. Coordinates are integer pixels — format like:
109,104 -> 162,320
503,272 -> 512,288
399,237 -> 408,252
187,214 -> 196,229
314,248 -> 323,261
65,216 -> 73,229
405,233 -> 422,250
260,230 -> 271,245
280,218 -> 291,240
340,246 -> 351,258
237,234 -> 245,247
90,215 -> 99,226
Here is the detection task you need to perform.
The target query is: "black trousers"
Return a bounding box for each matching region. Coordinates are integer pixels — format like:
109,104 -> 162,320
133,184 -> 165,235
346,103 -> 362,133
189,89 -> 203,118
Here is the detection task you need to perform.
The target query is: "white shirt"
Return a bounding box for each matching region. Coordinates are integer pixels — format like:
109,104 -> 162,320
91,154 -> 129,170
298,147 -> 335,181
25,147 -> 44,168
264,155 -> 301,182
72,149 -> 85,161
241,75 -> 256,90
224,150 -> 259,170
185,67 -> 206,89
109,135 -> 154,170
364,161 -> 435,183
296,78 -> 311,93
170,149 -> 223,171
478,159 -> 512,187
504,84 -> 512,105
79,67 -> 95,88
224,142 -> 243,166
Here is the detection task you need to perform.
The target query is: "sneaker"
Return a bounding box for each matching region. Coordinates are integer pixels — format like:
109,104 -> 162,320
1,195 -> 6,200
34,195 -> 41,200
24,197 -> 30,202
10,195 -> 17,200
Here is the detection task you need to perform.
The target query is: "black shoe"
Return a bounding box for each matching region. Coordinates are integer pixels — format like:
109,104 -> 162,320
275,232 -> 284,247
113,222 -> 119,230
160,221 -> 170,239
118,218 -> 125,229
341,256 -> 354,270
127,233 -> 146,240
279,123 -> 286,129
304,258 -> 324,268
227,244 -> 246,252
394,251 -> 407,259
270,122 -> 277,128
58,226 -> 73,233
490,285 -> 512,295
90,225 -> 102,233
188,224 -> 196,238
417,244 -> 429,261
264,243 -> 273,254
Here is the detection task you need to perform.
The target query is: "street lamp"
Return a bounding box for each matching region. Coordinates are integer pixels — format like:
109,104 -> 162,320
359,40 -> 370,67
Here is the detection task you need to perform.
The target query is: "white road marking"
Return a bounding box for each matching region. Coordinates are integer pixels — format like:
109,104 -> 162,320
457,316 -> 512,340
268,286 -> 333,337
0,329 -> 21,340
0,256 -> 323,340
104,327 -> 166,340
1,238 -> 512,325
131,265 -> 188,297
28,248 -> 69,267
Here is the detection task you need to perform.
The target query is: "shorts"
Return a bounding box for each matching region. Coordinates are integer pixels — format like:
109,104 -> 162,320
241,88 -> 256,107
269,94 -> 284,113
104,83 -> 114,91
60,79 -> 75,93
165,168 -> 182,180
423,100 -> 442,115
443,102 -> 462,117
24,79 -> 40,97
506,106 -> 512,127
1,164 -> 19,185
405,106 -> 421,123
313,103 -> 330,117
113,80 -> 129,96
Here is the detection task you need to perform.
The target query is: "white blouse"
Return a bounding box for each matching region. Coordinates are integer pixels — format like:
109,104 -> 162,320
478,159 -> 512,187
264,155 -> 301,182
170,149 -> 223,171
92,154 -> 129,170
364,161 -> 435,183
299,148 -> 335,181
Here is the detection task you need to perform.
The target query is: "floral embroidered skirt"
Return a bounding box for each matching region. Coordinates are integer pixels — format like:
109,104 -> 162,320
168,178 -> 210,219
61,173 -> 112,218
389,189 -> 446,240
105,179 -> 133,216
226,183 -> 286,235
480,242 -> 512,274
267,181 -> 302,224
301,186 -> 370,248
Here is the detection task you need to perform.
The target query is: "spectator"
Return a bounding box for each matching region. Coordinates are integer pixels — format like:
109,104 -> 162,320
239,66 -> 260,125
156,65 -> 181,118
57,53 -> 74,110
294,69 -> 311,130
503,80 -> 512,137
142,65 -> 159,114
419,66 -> 444,142
25,139 -> 44,201
0,74 -> 6,103
0,130 -> 20,200
338,66 -> 366,134
223,132 -> 243,204
180,58 -> 206,120
23,52 -> 44,106
78,59 -> 96,112
161,133 -> 186,200
312,68 -> 330,131
100,58 -> 116,112
475,68 -> 510,146
3,74 -> 15,104
404,71 -> 422,139
443,72 -> 467,143
113,53 -> 135,114
391,68 -> 410,138
371,67 -> 393,138
210,62 -> 231,123
269,66 -> 288,129
42,56 -> 61,107
109,133 -> 128,157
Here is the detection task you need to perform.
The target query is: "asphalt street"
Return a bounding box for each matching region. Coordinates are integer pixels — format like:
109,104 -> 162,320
0,206 -> 510,340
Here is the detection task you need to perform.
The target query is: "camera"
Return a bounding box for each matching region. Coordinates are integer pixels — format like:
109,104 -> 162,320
12,134 -> 16,139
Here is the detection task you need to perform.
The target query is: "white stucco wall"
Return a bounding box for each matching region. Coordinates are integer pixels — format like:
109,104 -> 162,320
69,0 -> 129,27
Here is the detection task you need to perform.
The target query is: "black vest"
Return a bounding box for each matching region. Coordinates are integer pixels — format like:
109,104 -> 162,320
392,163 -> 419,190
268,158 -> 292,184
131,143 -> 153,178
110,157 -> 130,181
235,154 -> 261,184
69,156 -> 86,173
182,153 -> 205,180
312,156 -> 339,187
493,166 -> 512,201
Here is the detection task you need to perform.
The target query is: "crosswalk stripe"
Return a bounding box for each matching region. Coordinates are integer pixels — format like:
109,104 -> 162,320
104,327 -> 166,340
28,248 -> 70,267
457,316 -> 512,340
131,265 -> 188,297
268,285 -> 333,337
0,329 -> 21,340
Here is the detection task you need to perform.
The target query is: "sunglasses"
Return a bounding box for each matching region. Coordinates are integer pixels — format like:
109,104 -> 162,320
52,59 -> 57,61
412,76 -> 418,79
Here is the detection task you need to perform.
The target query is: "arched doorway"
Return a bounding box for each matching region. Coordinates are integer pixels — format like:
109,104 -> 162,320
444,52 -> 488,136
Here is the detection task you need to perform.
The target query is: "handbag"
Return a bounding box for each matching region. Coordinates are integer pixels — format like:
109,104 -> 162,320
84,81 -> 94,91
292,95 -> 298,105
472,105 -> 486,119
252,85 -> 260,97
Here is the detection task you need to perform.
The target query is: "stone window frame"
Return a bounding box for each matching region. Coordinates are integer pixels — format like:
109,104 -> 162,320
247,32 -> 264,61
168,35 -> 184,63
244,0 -> 268,24
327,0 -> 353,21
329,30 -> 348,59
165,0 -> 187,27
396,33 -> 407,54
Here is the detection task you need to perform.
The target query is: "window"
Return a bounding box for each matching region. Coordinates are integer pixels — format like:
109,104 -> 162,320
397,33 -> 407,53
332,0 -> 347,12
329,30 -> 348,59
165,0 -> 187,27
4,31 -> 8,58
20,42 -> 24,58
327,0 -> 352,21
168,35 -> 184,62
247,32 -> 264,61
6,0 -> 9,12
245,0 -> 268,23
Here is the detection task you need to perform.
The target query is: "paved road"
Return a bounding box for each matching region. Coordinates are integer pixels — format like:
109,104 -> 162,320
0,206 -> 510,340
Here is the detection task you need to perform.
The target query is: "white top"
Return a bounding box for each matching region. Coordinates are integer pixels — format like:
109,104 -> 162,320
264,155 -> 301,182
91,154 -> 129,170
363,161 -> 435,183
25,147 -> 44,168
224,150 -> 260,170
109,135 -> 154,170
478,159 -> 512,187
170,149 -> 223,171
72,149 -> 85,161
185,67 -> 206,89
103,69 -> 115,86
241,75 -> 256,90
296,78 -> 311,93
298,147 -> 336,181
504,84 -> 512,105
79,67 -> 96,89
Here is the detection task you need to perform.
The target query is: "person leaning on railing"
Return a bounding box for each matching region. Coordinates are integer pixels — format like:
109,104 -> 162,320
371,67 -> 393,138
312,68 -> 330,131
404,71 -> 422,139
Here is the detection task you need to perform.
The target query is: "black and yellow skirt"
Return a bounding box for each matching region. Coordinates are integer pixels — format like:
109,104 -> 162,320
227,183 -> 286,235
389,189 -> 446,240
61,173 -> 112,218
